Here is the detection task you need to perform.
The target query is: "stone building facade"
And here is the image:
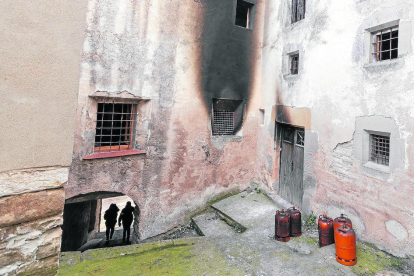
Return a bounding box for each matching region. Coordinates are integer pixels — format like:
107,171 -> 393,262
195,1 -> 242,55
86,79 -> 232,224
260,0 -> 414,257
1,0 -> 414,274
0,0 -> 87,274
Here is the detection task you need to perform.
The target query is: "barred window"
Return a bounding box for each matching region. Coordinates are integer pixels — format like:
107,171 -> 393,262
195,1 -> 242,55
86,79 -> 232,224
212,99 -> 244,136
235,0 -> 254,29
94,103 -> 136,152
292,0 -> 306,24
370,134 -> 390,166
372,27 -> 398,62
290,54 -> 299,75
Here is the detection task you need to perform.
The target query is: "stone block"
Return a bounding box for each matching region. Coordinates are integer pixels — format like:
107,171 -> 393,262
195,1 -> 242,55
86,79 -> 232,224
16,255 -> 59,276
0,188 -> 64,227
37,231 -> 61,260
0,249 -> 27,268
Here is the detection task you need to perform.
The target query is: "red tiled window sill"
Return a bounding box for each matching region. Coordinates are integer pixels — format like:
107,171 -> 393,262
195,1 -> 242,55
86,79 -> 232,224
83,150 -> 147,160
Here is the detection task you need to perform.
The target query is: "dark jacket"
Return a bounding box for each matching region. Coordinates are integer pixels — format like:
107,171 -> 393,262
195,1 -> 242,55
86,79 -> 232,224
104,205 -> 119,226
119,205 -> 134,226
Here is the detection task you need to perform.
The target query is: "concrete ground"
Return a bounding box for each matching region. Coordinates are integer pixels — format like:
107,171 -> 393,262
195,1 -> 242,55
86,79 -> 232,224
58,191 -> 413,275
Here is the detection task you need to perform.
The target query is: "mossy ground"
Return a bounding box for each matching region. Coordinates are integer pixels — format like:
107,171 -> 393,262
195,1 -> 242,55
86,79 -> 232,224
57,239 -> 244,276
351,243 -> 402,275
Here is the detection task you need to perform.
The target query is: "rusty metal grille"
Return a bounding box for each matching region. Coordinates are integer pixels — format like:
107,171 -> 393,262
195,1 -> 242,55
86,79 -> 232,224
372,28 -> 398,61
370,134 -> 390,166
94,103 -> 135,152
290,54 -> 299,74
292,0 -> 306,23
212,110 -> 234,136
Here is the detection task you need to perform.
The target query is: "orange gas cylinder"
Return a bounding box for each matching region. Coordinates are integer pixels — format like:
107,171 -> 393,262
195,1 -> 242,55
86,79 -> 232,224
334,214 -> 353,233
287,206 -> 302,237
275,209 -> 290,242
318,215 -> 334,247
335,224 -> 357,266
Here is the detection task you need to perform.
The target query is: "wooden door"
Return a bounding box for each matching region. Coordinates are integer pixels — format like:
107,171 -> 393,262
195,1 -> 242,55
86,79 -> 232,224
278,125 -> 305,208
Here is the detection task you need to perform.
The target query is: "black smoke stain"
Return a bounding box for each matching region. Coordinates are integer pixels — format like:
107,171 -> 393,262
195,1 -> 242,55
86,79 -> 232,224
198,0 -> 259,112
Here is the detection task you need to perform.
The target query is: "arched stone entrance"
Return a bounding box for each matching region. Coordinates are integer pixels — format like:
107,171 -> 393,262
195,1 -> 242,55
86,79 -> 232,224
61,191 -> 140,252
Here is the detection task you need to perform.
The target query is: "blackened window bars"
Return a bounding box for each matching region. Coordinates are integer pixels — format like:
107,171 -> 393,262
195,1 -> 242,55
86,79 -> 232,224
372,28 -> 398,61
370,134 -> 390,166
212,110 -> 235,136
94,103 -> 135,152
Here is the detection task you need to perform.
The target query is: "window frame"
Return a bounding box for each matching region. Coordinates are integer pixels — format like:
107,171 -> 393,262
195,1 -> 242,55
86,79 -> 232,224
291,0 -> 306,24
290,53 -> 299,75
235,0 -> 255,29
372,26 -> 399,62
369,133 -> 390,166
211,98 -> 244,137
93,102 -> 138,153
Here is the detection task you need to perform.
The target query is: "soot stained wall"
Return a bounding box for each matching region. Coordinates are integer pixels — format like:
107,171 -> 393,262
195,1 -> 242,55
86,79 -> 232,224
200,0 -> 259,112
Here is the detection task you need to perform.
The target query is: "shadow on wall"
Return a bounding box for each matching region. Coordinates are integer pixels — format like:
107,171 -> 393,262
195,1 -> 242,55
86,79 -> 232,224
60,192 -> 140,252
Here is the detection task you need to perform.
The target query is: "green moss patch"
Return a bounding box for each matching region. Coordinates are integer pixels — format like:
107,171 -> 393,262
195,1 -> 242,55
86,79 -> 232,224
351,243 -> 401,275
292,236 -> 318,246
58,239 -> 244,276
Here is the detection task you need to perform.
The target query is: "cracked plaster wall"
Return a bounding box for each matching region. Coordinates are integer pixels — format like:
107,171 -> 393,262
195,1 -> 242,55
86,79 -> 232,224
68,0 -> 266,241
261,0 -> 414,257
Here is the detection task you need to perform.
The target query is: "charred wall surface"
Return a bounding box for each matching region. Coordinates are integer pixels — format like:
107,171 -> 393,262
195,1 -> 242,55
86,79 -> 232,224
67,0 -> 265,241
261,0 -> 414,257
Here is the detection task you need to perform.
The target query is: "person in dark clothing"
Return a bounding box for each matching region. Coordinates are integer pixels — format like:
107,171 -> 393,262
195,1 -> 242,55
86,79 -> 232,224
118,201 -> 135,243
104,203 -> 119,242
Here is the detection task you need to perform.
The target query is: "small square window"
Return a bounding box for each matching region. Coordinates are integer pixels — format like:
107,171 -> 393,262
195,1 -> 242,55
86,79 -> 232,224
370,134 -> 390,166
290,54 -> 299,75
372,27 -> 398,62
292,0 -> 306,24
94,103 -> 136,152
212,99 -> 244,136
235,0 -> 254,29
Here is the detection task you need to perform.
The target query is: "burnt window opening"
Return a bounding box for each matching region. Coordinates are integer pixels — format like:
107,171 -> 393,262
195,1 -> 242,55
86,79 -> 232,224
370,134 -> 390,166
290,54 -> 299,74
235,0 -> 254,29
212,99 -> 244,136
372,27 -> 398,62
94,103 -> 136,152
292,0 -> 306,23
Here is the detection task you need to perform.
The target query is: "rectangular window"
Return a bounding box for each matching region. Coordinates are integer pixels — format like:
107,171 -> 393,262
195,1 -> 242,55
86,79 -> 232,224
94,103 -> 136,152
372,27 -> 398,62
292,0 -> 306,23
212,99 -> 244,136
235,0 -> 254,29
290,54 -> 299,74
370,134 -> 390,166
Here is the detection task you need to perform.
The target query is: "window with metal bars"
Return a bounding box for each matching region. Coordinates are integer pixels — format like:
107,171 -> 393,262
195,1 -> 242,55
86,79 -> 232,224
235,0 -> 254,29
211,99 -> 244,136
292,0 -> 306,24
372,27 -> 398,62
290,54 -> 299,74
370,134 -> 390,166
94,103 -> 136,152
212,110 -> 234,136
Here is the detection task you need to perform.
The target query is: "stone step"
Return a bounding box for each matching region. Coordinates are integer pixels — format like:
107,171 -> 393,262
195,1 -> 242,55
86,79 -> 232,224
191,211 -> 238,237
212,191 -> 278,233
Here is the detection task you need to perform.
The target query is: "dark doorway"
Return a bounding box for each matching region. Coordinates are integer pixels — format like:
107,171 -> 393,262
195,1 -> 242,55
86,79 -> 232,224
278,124 -> 305,208
61,193 -> 139,252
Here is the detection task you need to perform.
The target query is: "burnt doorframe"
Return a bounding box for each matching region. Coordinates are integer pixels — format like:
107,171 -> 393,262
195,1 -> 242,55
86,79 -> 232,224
276,122 -> 305,208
